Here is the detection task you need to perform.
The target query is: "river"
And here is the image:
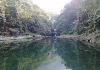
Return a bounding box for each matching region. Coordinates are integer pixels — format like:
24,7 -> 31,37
0,38 -> 100,70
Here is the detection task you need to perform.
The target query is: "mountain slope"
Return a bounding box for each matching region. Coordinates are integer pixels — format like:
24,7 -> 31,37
0,0 -> 52,36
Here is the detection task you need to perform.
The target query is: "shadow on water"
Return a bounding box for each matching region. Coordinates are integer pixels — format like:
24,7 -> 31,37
0,38 -> 100,70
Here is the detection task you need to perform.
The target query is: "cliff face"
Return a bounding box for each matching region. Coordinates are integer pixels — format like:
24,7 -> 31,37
0,0 -> 52,36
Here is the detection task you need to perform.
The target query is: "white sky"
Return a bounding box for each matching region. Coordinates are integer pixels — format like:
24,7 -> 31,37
32,0 -> 72,14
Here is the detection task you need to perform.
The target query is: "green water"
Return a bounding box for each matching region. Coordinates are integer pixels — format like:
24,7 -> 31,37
0,38 -> 100,70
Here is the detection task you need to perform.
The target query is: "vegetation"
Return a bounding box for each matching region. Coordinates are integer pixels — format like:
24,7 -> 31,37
0,0 -> 52,36
54,0 -> 100,42
0,0 -> 100,43
0,0 -> 100,70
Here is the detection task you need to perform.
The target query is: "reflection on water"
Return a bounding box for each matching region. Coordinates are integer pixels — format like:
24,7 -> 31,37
35,55 -> 67,70
0,38 -> 100,70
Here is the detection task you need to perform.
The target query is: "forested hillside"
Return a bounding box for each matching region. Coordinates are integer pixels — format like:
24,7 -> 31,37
0,0 -> 51,36
54,0 -> 100,42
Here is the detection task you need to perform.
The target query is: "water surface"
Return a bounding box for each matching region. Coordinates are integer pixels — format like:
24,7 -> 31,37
0,38 -> 100,70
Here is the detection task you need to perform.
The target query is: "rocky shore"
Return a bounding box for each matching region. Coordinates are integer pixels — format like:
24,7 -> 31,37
0,35 -> 43,43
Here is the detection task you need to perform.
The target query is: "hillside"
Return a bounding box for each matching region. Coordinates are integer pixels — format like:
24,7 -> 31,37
54,0 -> 100,43
0,0 -> 52,36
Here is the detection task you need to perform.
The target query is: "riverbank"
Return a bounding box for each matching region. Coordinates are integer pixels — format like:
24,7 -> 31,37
0,34 -> 43,43
0,34 -> 100,45
57,34 -> 100,45
57,35 -> 100,53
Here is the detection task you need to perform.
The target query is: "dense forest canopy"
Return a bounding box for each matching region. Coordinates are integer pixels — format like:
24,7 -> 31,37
0,0 -> 100,43
54,0 -> 100,36
0,0 -> 52,36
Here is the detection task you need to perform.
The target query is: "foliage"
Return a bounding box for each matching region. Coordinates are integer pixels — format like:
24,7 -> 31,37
0,0 -> 52,36
54,0 -> 100,36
